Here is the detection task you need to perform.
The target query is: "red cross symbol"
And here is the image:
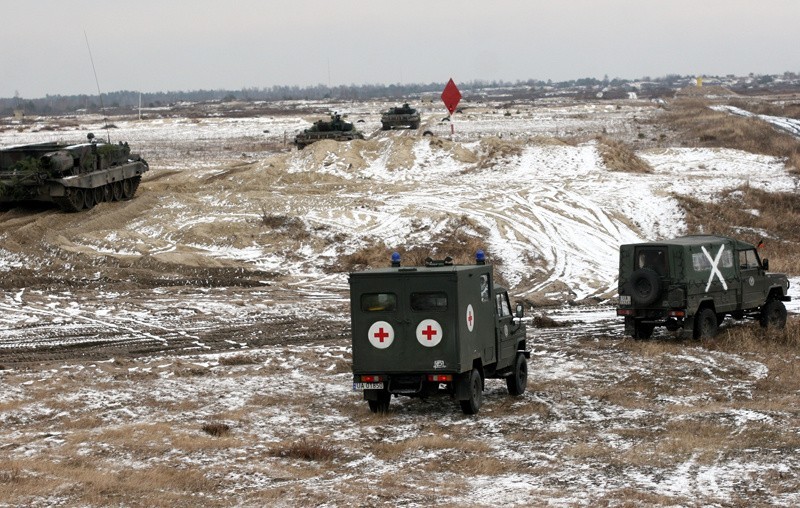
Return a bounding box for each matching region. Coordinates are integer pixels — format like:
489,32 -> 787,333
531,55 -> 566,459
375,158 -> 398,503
374,327 -> 389,343
422,325 -> 438,341
467,312 -> 473,326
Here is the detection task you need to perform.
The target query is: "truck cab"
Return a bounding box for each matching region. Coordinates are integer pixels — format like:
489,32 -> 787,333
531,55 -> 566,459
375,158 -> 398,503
350,251 -> 528,414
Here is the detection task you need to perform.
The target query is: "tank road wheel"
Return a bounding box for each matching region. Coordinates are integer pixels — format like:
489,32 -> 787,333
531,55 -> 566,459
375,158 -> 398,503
111,181 -> 123,201
693,307 -> 718,340
93,186 -> 105,205
83,188 -> 95,210
760,299 -> 787,329
62,188 -> 85,212
460,368 -> 483,415
102,184 -> 112,203
506,353 -> 528,396
367,390 -> 391,414
121,178 -> 134,200
128,176 -> 142,198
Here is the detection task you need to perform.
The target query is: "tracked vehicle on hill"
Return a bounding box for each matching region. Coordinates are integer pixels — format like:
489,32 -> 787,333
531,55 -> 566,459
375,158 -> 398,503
380,103 -> 420,130
0,133 -> 148,212
294,112 -> 364,149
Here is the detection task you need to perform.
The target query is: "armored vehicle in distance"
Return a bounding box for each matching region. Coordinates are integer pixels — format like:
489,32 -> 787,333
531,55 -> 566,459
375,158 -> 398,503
380,103 -> 420,130
294,112 -> 364,149
617,235 -> 791,340
0,133 -> 148,212
350,251 -> 529,415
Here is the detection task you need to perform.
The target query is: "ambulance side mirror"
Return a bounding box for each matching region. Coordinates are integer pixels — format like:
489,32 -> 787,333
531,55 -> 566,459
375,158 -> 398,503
762,258 -> 769,271
515,304 -> 524,318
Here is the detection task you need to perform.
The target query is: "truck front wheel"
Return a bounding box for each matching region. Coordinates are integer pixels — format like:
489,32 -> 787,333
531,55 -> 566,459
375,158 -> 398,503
460,369 -> 483,415
506,353 -> 528,396
760,300 -> 787,329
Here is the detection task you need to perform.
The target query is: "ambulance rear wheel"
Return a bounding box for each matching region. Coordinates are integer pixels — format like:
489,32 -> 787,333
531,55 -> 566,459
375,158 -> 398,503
460,369 -> 483,415
367,390 -> 390,414
506,353 -> 528,396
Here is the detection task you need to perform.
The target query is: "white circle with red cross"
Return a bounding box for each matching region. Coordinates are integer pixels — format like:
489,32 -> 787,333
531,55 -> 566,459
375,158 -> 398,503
466,304 -> 475,332
368,321 -> 394,349
416,319 -> 443,347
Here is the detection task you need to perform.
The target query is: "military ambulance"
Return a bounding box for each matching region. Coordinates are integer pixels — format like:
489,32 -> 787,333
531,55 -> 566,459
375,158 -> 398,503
617,235 -> 791,339
350,251 -> 528,414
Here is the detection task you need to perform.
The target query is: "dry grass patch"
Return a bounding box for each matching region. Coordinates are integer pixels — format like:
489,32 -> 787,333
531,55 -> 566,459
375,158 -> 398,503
596,136 -> 653,173
677,186 -> 800,274
201,422 -> 231,437
268,437 -> 340,462
662,98 -> 800,173
335,215 -> 492,272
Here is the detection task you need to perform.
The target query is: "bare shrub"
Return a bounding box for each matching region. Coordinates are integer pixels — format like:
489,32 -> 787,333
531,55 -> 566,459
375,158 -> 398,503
258,205 -> 309,238
172,362 -> 209,377
218,354 -> 259,366
269,438 -> 339,462
596,136 -> 652,173
531,314 -> 571,328
201,422 -> 231,437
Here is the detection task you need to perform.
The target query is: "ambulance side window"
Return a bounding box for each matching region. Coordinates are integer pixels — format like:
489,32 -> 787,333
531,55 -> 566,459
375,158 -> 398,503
496,293 -> 511,317
361,293 -> 397,312
480,275 -> 490,302
410,292 -> 448,311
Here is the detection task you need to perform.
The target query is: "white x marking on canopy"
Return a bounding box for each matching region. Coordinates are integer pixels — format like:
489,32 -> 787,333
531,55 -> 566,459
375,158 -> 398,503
702,245 -> 728,292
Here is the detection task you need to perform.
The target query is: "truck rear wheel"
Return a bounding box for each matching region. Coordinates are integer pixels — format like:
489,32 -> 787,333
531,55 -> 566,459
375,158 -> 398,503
367,390 -> 391,414
760,300 -> 787,329
459,369 -> 483,415
633,321 -> 655,339
693,308 -> 718,340
506,353 -> 528,396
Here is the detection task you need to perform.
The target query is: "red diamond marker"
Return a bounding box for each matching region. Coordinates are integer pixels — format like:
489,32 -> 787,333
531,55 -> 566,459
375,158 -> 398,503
441,78 -> 461,115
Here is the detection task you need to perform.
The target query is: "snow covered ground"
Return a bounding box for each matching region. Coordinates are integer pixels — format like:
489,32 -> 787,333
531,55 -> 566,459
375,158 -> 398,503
1,98 -> 799,505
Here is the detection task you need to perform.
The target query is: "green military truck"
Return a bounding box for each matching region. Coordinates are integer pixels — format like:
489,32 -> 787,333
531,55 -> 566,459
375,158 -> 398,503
350,252 -> 528,414
617,235 -> 791,339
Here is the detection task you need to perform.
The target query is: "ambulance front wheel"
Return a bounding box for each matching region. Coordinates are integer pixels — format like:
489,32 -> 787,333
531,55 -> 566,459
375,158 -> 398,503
506,353 -> 528,396
367,390 -> 391,413
459,368 -> 483,415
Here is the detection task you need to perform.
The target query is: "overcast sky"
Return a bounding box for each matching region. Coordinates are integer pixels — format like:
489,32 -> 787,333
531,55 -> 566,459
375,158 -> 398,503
2,0 -> 798,99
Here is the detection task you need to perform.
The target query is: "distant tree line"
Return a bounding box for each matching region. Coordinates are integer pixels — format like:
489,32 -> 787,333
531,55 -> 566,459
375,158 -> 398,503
3,73 -> 798,117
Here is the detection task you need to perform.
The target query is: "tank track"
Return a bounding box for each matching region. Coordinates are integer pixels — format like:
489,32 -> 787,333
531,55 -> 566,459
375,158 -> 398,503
53,175 -> 143,213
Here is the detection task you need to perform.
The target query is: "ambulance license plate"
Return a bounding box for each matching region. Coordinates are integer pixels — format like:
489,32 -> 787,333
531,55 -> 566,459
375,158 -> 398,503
353,382 -> 384,390
619,295 -> 631,305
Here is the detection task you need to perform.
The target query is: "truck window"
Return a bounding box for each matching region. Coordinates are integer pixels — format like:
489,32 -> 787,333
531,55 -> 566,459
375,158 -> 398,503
635,247 -> 668,276
410,292 -> 448,311
739,249 -> 760,269
480,274 -> 490,302
692,250 -> 733,272
496,293 -> 512,317
361,293 -> 397,312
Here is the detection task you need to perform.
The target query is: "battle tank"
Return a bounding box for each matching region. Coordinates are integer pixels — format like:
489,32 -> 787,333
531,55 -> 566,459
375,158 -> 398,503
294,112 -> 364,149
0,133 -> 148,212
380,103 -> 420,130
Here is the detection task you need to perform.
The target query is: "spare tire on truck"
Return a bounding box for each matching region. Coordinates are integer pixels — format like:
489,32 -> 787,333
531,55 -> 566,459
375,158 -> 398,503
628,268 -> 662,306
